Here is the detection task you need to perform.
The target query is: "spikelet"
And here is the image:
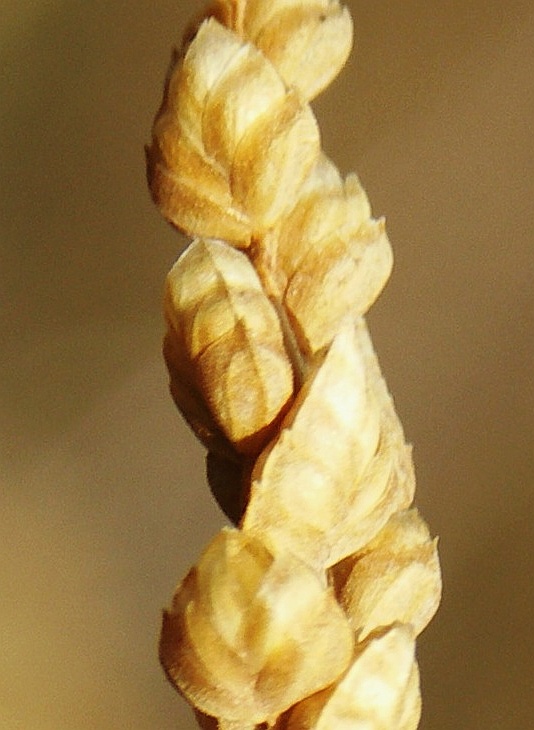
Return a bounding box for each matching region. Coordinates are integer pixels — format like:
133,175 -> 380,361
146,18 -> 321,243
210,0 -> 354,102
241,320 -> 415,572
332,508 -> 442,641
255,159 -> 393,356
147,0 -> 441,728
160,528 -> 354,728
284,626 -> 421,730
164,238 -> 294,455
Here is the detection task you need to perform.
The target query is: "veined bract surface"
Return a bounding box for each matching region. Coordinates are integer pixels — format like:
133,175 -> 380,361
147,1 -> 441,728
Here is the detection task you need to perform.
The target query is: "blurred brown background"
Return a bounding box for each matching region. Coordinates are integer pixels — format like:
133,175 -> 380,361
1,1 -> 533,728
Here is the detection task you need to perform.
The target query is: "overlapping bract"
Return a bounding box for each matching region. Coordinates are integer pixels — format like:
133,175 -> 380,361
148,0 -> 441,728
147,18 -> 320,244
332,508 -> 442,642
211,0 -> 353,101
284,626 -> 421,730
242,321 -> 415,572
160,529 -> 354,728
164,238 -> 294,455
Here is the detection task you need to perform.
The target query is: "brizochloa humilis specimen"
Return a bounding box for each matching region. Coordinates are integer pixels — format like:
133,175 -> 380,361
146,1 -> 442,728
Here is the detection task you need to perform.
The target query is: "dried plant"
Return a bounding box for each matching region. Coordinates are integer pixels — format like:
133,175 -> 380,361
146,1 -> 441,728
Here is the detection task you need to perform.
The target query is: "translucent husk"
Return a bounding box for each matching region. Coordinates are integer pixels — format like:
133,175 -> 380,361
146,0 -> 441,728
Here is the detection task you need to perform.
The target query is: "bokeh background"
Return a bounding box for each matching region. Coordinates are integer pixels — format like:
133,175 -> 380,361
2,0 -> 533,727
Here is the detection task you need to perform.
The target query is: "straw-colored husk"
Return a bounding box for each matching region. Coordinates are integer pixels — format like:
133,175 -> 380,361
147,1 -> 441,727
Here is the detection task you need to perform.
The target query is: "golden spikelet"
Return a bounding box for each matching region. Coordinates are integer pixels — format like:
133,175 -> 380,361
164,238 -> 294,454
147,0 -> 441,728
211,0 -> 353,102
284,626 -> 421,730
242,321 -> 415,572
160,528 -> 354,728
147,18 -> 321,244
